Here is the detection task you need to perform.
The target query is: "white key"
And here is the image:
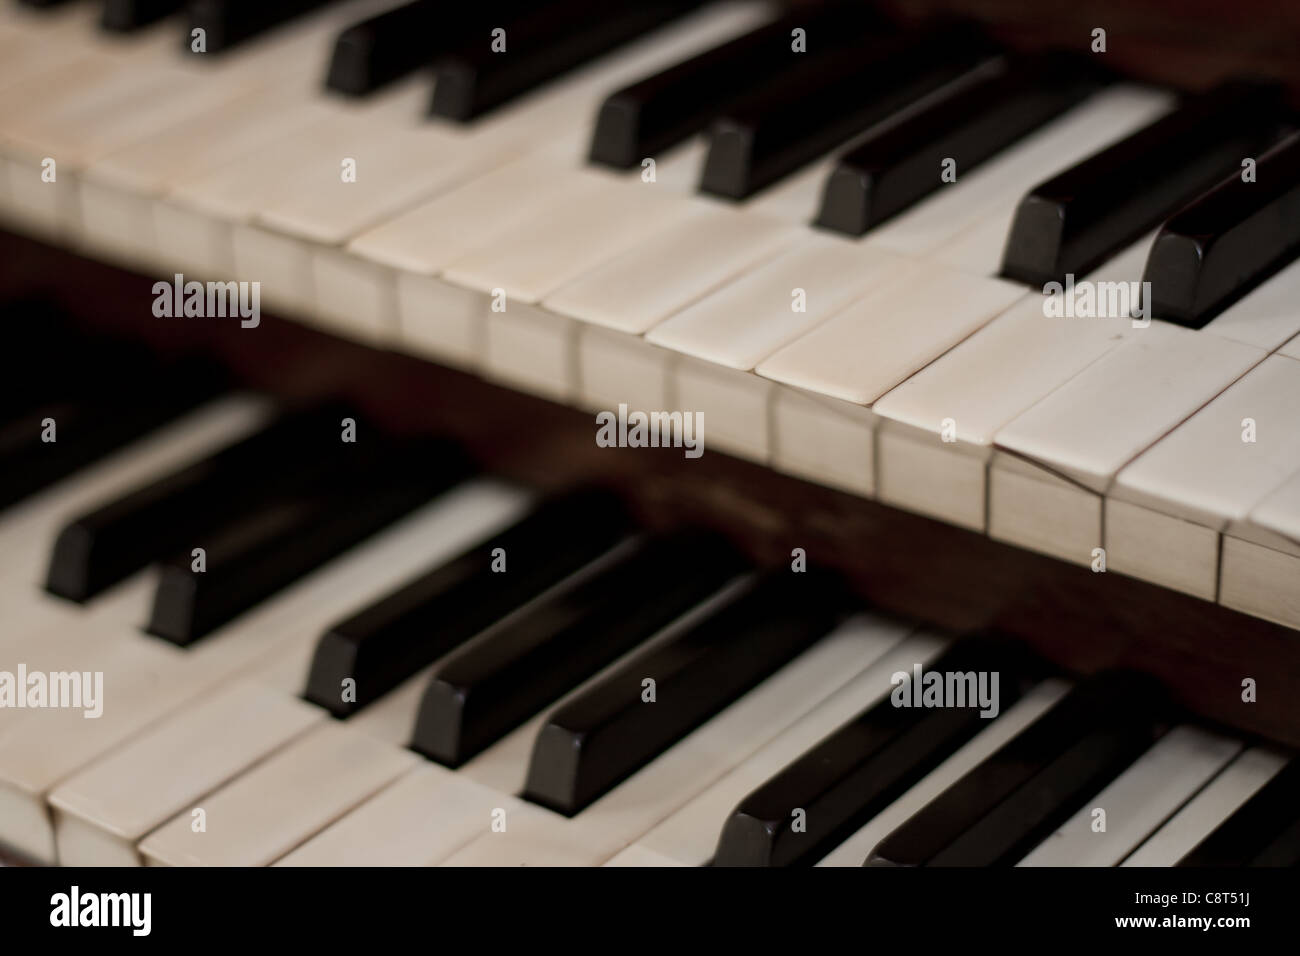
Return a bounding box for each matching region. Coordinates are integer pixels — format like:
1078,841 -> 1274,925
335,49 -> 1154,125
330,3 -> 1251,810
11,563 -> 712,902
769,386 -> 876,497
166,79 -> 428,226
275,763 -> 527,866
996,323 -> 1264,494
138,721 -> 419,866
645,235 -> 910,369
440,618 -> 925,866
1122,747 -> 1289,867
442,182 -> 699,400
603,844 -> 686,867
869,239 -> 1150,530
543,203 -> 798,335
0,481 -> 527,863
756,267 -> 1024,403
1219,526 -> 1300,632
1231,467 -> 1300,628
1249,469 -> 1300,542
1109,354 -> 1300,598
347,156 -> 594,276
816,679 -> 1070,866
444,175 -> 695,304
1201,258 -> 1300,351
49,682 -> 324,866
1113,353 -> 1300,526
989,323 -> 1263,566
864,87 -> 1171,259
629,627 -> 941,865
1016,726 -> 1242,867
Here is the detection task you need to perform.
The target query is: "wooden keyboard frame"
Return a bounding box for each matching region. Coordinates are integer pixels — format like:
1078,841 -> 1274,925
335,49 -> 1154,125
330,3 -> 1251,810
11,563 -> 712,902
3,227 -> 1297,750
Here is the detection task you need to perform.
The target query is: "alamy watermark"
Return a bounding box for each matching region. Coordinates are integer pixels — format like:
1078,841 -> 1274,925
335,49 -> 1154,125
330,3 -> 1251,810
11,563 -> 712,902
891,663 -> 1000,718
0,664 -> 103,718
595,403 -> 704,459
152,273 -> 260,328
1042,274 -> 1151,328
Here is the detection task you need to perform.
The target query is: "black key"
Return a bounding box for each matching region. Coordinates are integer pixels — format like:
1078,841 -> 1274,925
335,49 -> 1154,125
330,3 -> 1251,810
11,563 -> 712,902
326,1 -> 435,95
325,2 -> 537,96
45,405 -> 357,603
867,672 -> 1169,866
305,488 -> 633,717
588,4 -> 885,169
146,435 -> 471,646
1143,132 -> 1300,328
429,0 -> 703,122
0,353 -> 224,513
1000,80 -> 1286,286
712,639 -> 1043,867
699,25 -> 996,201
522,570 -> 850,816
1178,758 -> 1300,866
815,55 -> 1104,236
187,0 -> 335,55
411,529 -> 748,766
102,0 -> 186,31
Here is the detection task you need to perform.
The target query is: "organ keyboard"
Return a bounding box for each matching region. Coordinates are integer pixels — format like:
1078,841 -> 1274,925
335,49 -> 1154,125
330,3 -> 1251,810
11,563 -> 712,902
1,0 -> 1300,870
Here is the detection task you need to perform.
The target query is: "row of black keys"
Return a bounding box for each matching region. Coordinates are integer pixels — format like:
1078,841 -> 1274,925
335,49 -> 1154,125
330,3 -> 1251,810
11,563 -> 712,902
23,0 -> 1300,328
6,319 -> 1298,865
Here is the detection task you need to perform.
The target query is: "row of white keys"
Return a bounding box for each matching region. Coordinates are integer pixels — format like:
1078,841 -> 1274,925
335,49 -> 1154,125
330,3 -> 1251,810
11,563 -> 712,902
275,579 -> 757,865
1016,725 -> 1243,866
136,655 -> 445,867
502,87 -> 1163,473
1108,354 -> 1300,600
0,3 -> 394,241
1121,746 -> 1290,867
333,2 -> 773,349
988,323 -> 1265,568
869,239 -> 1152,532
239,5 -> 765,340
723,267 -> 1021,492
74,0 -> 407,266
606,627 -> 943,866
0,15 -> 182,237
814,679 -> 1072,866
42,480 -> 528,865
527,87 -> 1151,426
439,614 -> 922,866
0,479 -> 528,864
753,269 -> 1026,493
982,220 -> 1300,572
